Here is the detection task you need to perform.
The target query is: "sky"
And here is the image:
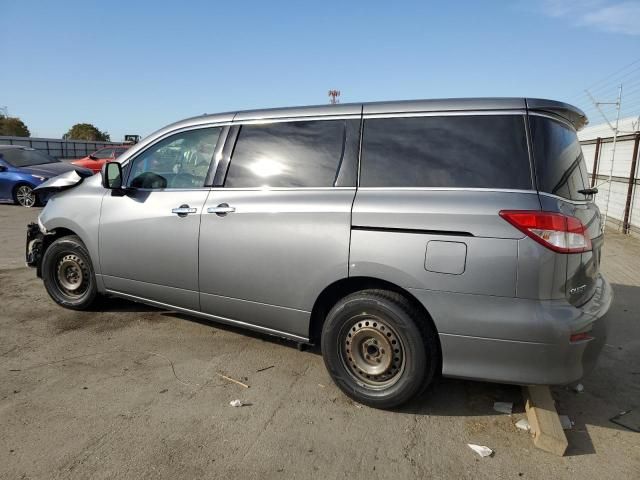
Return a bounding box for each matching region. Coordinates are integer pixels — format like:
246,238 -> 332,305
1,0 -> 639,140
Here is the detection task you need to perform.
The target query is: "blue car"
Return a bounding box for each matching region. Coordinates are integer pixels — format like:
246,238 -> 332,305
0,146 -> 92,207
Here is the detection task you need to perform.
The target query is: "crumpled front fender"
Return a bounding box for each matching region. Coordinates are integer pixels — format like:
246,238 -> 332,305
34,169 -> 94,194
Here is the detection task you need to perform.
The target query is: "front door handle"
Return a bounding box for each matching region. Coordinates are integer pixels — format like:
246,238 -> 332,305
207,203 -> 236,216
172,204 -> 197,217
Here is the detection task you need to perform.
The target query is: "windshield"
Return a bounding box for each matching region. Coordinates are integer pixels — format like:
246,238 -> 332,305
0,148 -> 60,167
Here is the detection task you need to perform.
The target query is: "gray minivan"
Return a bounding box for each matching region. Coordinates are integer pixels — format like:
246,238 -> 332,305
26,98 -> 612,408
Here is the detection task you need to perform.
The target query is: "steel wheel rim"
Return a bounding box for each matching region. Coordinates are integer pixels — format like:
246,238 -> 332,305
55,254 -> 89,297
340,314 -> 405,389
16,186 -> 35,207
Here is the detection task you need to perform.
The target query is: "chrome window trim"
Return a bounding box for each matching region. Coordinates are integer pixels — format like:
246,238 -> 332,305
232,114 -> 362,126
537,191 -> 592,205
362,109 -> 527,119
208,187 -> 357,192
527,111 -> 576,131
356,187 -> 539,194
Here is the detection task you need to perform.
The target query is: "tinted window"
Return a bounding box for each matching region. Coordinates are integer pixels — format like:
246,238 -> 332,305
128,127 -> 221,189
361,115 -> 532,189
530,116 -> 587,201
0,148 -> 59,167
225,120 -> 345,188
93,148 -> 114,159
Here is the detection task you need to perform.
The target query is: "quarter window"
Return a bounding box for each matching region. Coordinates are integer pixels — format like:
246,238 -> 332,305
225,120 -> 345,188
127,128 -> 221,189
530,116 -> 588,201
360,115 -> 532,189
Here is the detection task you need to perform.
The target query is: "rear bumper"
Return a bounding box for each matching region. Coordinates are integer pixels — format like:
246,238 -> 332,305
409,275 -> 613,385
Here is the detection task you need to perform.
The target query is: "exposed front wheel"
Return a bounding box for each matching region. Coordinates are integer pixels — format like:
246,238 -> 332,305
321,289 -> 439,409
41,235 -> 98,310
14,184 -> 39,207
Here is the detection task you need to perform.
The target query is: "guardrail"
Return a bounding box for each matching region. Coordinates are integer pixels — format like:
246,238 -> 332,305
0,136 -> 122,160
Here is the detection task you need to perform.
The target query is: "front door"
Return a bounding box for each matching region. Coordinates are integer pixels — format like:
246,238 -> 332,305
99,126 -> 223,310
198,118 -> 359,338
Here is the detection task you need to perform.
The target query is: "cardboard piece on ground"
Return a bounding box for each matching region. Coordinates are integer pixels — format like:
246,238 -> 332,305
523,386 -> 568,456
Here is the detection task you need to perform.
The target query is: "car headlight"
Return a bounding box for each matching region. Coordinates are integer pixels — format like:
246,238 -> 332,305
31,174 -> 48,181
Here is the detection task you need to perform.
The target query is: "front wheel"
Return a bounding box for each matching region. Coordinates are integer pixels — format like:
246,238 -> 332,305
14,184 -> 39,207
41,235 -> 98,310
321,289 -> 439,409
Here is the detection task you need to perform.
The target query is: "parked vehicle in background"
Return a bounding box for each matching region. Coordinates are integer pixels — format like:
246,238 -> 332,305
0,146 -> 92,207
26,98 -> 612,408
71,146 -> 130,173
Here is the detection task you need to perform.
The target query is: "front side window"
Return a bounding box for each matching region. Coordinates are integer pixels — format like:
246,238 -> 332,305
530,116 -> 588,201
225,120 -> 345,188
360,115 -> 532,189
128,127 -> 221,189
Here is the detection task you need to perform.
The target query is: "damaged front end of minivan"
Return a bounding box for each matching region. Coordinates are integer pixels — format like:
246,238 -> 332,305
26,169 -> 94,275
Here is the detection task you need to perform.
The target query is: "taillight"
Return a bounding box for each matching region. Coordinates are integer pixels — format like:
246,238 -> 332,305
499,210 -> 592,253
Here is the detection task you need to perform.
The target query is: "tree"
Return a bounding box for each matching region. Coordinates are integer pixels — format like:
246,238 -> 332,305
64,123 -> 110,141
0,115 -> 30,137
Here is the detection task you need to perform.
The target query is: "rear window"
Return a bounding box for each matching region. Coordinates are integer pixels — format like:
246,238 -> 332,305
530,116 -> 588,201
360,115 -> 532,189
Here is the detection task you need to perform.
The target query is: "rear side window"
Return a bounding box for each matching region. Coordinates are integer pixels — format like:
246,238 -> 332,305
360,115 -> 532,189
225,120 -> 345,188
530,116 -> 588,201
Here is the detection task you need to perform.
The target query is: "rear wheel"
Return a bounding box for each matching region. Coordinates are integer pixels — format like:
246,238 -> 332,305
321,289 -> 438,409
41,235 -> 98,310
13,184 -> 38,207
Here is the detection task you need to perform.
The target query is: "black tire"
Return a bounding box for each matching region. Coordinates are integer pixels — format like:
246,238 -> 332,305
13,183 -> 40,207
321,289 -> 438,409
41,235 -> 98,310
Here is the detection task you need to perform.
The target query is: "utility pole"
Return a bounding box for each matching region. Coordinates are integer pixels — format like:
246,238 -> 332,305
586,84 -> 623,232
328,90 -> 341,104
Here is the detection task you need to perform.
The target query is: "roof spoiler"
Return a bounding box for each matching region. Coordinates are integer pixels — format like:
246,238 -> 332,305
526,98 -> 588,131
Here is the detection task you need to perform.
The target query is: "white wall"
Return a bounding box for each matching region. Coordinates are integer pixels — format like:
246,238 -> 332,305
579,118 -> 639,233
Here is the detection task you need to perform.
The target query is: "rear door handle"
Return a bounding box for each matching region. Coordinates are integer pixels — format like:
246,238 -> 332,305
172,204 -> 197,217
207,203 -> 235,216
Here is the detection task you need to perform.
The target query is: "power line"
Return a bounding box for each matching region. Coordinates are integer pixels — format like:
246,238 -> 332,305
584,58 -> 640,91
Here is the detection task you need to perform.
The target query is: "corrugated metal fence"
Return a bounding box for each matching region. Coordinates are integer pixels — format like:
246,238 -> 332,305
0,136 -> 120,159
582,131 -> 640,236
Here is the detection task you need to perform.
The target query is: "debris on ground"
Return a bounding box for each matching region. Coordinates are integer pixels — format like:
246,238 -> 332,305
256,365 -> 274,372
515,418 -> 531,432
559,415 -> 574,430
493,401 -> 513,414
229,399 -> 245,407
609,409 -> 640,432
572,383 -> 584,393
216,373 -> 250,388
467,444 -> 493,457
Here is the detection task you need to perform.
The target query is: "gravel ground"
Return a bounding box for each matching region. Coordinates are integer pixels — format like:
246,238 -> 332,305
1,204 -> 639,479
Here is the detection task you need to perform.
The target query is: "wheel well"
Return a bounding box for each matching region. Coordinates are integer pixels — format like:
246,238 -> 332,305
309,277 -> 441,356
41,227 -> 77,256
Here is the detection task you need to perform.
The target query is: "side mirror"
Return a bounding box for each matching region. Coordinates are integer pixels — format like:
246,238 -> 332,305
0,165 -> 7,172
89,155 -> 97,160
102,162 -> 123,189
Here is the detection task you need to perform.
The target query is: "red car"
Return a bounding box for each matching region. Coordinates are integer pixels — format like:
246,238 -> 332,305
71,146 -> 130,173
